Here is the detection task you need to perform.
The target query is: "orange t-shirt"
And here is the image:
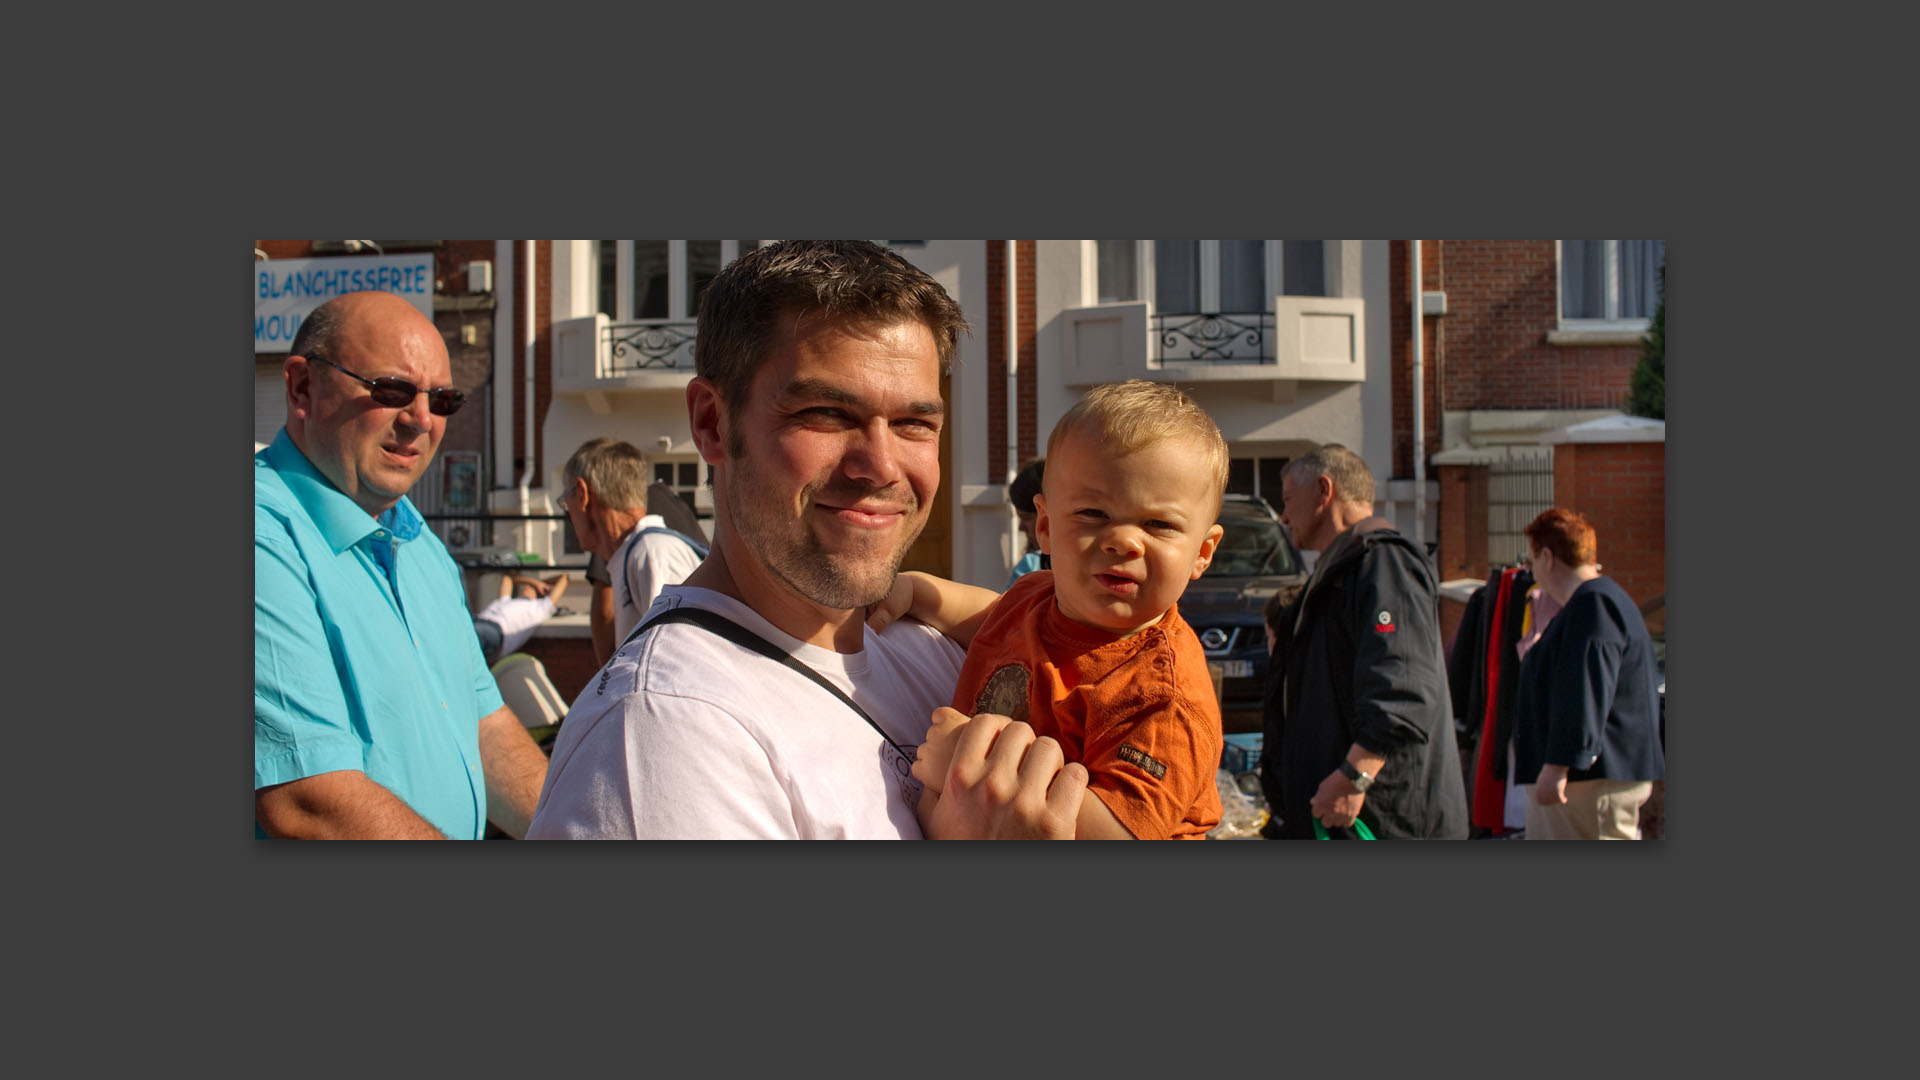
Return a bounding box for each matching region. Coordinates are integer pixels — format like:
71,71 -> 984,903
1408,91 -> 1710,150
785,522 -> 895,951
951,572 -> 1224,839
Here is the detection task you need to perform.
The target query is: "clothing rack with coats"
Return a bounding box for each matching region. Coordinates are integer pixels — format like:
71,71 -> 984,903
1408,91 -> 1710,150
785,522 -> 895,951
1445,565 -> 1536,836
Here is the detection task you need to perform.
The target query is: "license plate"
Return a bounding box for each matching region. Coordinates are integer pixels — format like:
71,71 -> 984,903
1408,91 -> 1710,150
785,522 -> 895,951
1220,660 -> 1253,678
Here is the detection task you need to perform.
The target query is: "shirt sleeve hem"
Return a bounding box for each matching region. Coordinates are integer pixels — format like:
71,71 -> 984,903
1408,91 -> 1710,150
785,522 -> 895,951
255,742 -> 366,790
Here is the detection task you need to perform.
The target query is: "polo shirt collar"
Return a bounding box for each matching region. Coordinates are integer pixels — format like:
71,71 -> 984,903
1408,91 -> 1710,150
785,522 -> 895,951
262,428 -> 424,554
611,514 -> 668,561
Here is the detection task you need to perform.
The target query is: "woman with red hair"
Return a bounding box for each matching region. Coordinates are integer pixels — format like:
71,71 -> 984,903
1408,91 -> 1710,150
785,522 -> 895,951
1512,509 -> 1665,839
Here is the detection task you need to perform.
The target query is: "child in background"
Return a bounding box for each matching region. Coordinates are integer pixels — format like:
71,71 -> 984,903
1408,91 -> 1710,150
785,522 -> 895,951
1006,457 -> 1047,587
870,380 -> 1227,839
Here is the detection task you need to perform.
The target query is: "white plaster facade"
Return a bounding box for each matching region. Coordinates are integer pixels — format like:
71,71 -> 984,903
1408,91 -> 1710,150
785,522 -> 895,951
504,240 -> 1397,588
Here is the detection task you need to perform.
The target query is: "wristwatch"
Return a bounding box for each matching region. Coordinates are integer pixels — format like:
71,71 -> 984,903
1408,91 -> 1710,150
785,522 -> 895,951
1337,759 -> 1374,792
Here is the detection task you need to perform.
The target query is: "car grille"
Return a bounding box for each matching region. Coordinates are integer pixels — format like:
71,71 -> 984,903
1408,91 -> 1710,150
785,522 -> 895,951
1196,625 -> 1241,656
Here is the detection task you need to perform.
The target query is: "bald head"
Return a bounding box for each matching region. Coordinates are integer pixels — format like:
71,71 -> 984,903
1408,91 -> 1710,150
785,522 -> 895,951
289,290 -> 434,365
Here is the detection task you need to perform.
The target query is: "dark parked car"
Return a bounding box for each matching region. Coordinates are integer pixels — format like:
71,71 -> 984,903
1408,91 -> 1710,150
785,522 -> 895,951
1177,494 -> 1308,733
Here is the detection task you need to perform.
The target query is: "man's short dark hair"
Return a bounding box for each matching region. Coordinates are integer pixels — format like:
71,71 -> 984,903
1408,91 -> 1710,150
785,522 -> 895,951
288,297 -> 347,361
693,240 -> 970,416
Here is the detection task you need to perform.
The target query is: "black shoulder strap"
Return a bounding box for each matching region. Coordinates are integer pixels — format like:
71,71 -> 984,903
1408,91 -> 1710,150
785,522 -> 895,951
625,606 -> 908,759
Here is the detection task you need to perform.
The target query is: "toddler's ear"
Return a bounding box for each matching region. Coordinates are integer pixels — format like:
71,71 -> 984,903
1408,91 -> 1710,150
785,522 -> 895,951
1191,523 -> 1224,579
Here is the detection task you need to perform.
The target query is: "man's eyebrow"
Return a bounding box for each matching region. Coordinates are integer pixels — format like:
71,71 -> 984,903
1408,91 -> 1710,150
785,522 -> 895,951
778,378 -> 944,417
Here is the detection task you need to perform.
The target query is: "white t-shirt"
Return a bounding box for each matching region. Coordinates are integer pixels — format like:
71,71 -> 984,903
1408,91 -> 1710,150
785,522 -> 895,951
610,515 -> 706,647
527,586 -> 965,839
473,594 -> 555,658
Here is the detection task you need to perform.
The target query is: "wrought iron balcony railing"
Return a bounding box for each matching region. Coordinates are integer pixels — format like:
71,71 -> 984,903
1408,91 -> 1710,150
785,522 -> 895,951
604,319 -> 698,374
1150,311 -> 1275,364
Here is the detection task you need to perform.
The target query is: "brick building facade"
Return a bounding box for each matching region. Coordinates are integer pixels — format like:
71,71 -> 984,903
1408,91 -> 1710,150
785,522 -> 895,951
1406,239 -> 1666,650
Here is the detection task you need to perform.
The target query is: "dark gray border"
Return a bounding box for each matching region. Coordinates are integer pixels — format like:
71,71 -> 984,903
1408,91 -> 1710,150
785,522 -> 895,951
93,28 -> 1806,1061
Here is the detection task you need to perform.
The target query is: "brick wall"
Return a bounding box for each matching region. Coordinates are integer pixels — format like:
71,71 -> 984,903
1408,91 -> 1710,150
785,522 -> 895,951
1437,463 -> 1491,583
986,242 -> 1006,479
1438,444 -> 1663,643
434,240 -> 497,484
517,636 -> 601,707
1413,240 -> 1641,418
1387,242 -> 1444,479
1439,595 -> 1469,656
1551,440 -> 1666,635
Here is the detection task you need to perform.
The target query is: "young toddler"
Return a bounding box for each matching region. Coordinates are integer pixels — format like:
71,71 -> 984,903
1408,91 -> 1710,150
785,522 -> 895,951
871,380 -> 1228,838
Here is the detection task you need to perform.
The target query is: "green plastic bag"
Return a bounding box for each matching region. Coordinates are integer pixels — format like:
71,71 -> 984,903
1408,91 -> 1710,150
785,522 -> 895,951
1313,817 -> 1377,840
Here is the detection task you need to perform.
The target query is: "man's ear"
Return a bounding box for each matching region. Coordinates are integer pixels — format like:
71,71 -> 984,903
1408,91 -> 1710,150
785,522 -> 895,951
286,355 -> 317,420
1316,473 -> 1335,510
1191,522 -> 1224,580
1032,493 -> 1053,555
687,377 -> 728,465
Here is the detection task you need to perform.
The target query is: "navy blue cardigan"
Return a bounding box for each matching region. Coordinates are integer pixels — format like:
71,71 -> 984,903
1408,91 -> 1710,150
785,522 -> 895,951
1512,576 -> 1665,785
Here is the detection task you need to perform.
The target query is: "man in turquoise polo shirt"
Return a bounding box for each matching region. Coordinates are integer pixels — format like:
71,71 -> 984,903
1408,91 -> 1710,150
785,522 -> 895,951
255,290 -> 548,839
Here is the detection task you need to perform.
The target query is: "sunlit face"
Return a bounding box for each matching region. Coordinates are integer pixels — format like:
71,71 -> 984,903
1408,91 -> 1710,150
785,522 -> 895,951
1035,426 -> 1223,637
555,479 -> 602,558
290,294 -> 452,519
1276,471 -> 1326,552
717,318 -> 944,611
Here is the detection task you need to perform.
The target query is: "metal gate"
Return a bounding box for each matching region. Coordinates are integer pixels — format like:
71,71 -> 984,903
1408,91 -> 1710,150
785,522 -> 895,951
1487,449 -> 1553,568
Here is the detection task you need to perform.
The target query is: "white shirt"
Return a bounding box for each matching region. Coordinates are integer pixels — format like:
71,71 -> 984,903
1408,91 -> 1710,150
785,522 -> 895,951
528,586 -> 965,839
472,594 -> 555,658
609,514 -> 706,648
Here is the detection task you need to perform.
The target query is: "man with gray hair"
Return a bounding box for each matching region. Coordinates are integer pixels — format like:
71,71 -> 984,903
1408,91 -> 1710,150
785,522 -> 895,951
556,437 -> 706,652
1263,443 -> 1467,839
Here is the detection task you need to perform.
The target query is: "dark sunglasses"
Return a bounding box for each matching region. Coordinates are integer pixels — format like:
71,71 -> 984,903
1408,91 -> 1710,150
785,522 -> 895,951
311,355 -> 466,417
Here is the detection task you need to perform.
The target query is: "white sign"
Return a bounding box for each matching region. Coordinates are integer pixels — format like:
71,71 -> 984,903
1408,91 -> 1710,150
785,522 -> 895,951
255,253 -> 436,353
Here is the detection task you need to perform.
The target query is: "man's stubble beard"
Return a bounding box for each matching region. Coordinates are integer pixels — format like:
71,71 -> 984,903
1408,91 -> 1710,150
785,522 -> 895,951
724,429 -> 925,612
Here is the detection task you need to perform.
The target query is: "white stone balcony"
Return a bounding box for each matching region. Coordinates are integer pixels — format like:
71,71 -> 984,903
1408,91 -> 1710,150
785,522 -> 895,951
552,314 -> 701,397
1059,296 -> 1366,396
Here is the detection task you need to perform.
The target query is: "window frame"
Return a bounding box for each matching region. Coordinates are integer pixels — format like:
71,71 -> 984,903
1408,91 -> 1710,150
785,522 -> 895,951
1084,240 -> 1328,310
651,459 -> 710,523
1555,239 -> 1663,332
593,240 -> 759,322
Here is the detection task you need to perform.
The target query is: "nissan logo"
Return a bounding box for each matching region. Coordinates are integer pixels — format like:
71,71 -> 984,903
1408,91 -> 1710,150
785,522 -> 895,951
1200,628 -> 1230,651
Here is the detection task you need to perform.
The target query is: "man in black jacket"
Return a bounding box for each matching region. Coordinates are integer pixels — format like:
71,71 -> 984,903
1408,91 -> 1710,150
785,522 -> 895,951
1261,444 -> 1468,839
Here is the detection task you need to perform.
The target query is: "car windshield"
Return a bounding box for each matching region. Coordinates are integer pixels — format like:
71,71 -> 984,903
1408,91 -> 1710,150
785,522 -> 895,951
1206,511 -> 1300,577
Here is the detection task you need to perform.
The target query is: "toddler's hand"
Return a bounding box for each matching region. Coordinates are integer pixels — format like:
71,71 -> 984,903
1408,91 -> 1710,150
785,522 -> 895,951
911,706 -> 971,794
864,574 -> 916,634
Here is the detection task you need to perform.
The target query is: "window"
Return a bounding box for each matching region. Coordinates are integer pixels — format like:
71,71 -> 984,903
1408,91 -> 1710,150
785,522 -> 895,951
1226,455 -> 1290,508
1559,240 -> 1664,326
591,241 -> 759,322
652,460 -> 705,521
1092,240 -> 1328,311
1096,239 -> 1139,303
